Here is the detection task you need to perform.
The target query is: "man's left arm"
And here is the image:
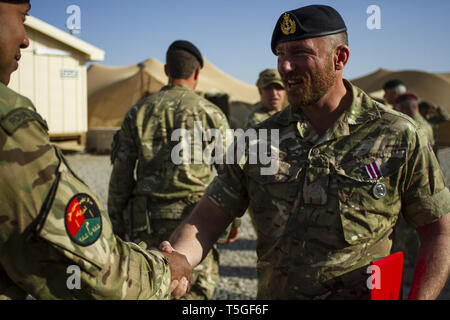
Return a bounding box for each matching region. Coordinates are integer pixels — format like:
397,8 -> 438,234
408,213 -> 450,299
402,126 -> 450,299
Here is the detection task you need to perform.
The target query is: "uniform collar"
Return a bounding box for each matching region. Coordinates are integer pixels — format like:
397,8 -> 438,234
254,102 -> 279,115
275,79 -> 382,141
161,83 -> 191,91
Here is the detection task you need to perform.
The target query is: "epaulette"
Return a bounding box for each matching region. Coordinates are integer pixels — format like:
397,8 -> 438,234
0,107 -> 48,135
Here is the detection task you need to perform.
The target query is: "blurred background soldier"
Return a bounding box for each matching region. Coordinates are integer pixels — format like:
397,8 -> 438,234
419,101 -> 450,156
107,40 -> 240,300
244,69 -> 286,232
244,68 -> 286,129
383,79 -> 407,107
394,93 -> 435,146
0,0 -> 191,300
392,93 -> 434,290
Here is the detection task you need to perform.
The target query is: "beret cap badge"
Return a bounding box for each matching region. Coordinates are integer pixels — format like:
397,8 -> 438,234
281,13 -> 296,35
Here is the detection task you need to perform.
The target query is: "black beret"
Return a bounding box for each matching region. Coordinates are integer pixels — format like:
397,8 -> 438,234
383,79 -> 405,90
167,40 -> 204,68
271,5 -> 347,54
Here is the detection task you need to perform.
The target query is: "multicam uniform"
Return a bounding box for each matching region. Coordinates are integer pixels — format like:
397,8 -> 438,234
244,104 -> 279,231
108,84 -> 237,300
426,107 -> 450,153
391,111 -> 436,289
412,113 -> 435,148
205,80 -> 450,299
0,83 -> 171,300
244,103 -> 277,130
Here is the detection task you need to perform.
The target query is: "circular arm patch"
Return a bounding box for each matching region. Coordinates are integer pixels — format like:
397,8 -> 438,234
64,193 -> 103,246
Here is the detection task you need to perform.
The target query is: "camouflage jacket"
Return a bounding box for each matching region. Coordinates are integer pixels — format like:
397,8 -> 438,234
0,83 -> 171,300
426,106 -> 450,125
425,107 -> 450,147
205,80 -> 450,299
411,113 -> 435,147
244,103 -> 277,130
108,84 -> 239,235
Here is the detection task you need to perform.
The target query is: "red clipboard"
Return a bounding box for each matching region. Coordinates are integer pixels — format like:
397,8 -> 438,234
369,251 -> 404,300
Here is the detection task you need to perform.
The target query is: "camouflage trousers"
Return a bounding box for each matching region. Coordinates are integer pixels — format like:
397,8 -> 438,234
133,219 -> 219,300
391,215 -> 420,288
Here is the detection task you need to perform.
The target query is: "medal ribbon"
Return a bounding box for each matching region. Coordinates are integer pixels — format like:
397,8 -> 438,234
365,161 -> 382,180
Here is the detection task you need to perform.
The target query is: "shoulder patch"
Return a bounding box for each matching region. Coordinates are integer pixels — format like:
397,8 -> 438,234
0,107 -> 48,135
65,193 -> 103,246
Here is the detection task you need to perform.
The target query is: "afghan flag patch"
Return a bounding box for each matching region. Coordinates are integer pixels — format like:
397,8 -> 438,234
64,193 -> 102,246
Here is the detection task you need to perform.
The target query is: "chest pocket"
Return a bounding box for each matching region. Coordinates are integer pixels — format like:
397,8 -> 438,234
246,160 -> 302,202
335,149 -> 407,245
36,150 -> 114,273
244,160 -> 303,255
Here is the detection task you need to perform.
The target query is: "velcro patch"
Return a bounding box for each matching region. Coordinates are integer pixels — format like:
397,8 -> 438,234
65,193 -> 103,246
0,107 -> 48,135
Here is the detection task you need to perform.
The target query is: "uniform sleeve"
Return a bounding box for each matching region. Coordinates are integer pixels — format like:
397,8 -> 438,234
401,126 -> 450,228
107,107 -> 139,234
0,114 -> 171,300
205,106 -> 245,227
204,130 -> 250,219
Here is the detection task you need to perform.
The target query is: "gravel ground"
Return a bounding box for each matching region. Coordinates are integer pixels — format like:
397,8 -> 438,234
64,147 -> 450,300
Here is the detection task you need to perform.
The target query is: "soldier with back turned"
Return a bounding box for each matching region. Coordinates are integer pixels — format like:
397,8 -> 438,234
108,40 -> 240,300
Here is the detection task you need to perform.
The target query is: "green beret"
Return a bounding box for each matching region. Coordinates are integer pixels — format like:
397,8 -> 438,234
167,40 -> 203,68
271,5 -> 347,54
256,69 -> 284,89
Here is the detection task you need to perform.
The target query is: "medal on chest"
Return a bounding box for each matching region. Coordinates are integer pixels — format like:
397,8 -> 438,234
365,161 -> 386,199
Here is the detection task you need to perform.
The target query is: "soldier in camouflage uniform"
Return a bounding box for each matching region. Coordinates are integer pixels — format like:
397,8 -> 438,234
0,0 -> 191,300
244,69 -> 286,130
164,5 -> 450,300
383,79 -> 407,107
391,93 -> 435,291
244,69 -> 286,232
394,93 -> 435,147
419,101 -> 450,155
107,40 -> 240,300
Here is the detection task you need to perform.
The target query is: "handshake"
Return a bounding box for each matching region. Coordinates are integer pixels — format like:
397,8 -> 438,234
158,241 -> 192,299
155,224 -> 240,299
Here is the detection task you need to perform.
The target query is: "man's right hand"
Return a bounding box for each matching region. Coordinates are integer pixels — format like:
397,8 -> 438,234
159,241 -> 192,299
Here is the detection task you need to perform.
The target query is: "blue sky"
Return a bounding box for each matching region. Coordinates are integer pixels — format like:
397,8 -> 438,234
29,0 -> 450,85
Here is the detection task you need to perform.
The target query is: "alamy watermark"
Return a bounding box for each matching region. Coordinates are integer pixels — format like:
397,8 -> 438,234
366,264 -> 381,290
367,5 -> 382,30
66,5 -> 81,35
66,265 -> 81,290
170,121 -> 280,175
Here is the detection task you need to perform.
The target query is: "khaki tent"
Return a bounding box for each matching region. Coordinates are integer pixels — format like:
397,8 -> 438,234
351,68 -> 450,111
351,69 -> 450,146
88,57 -> 259,128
